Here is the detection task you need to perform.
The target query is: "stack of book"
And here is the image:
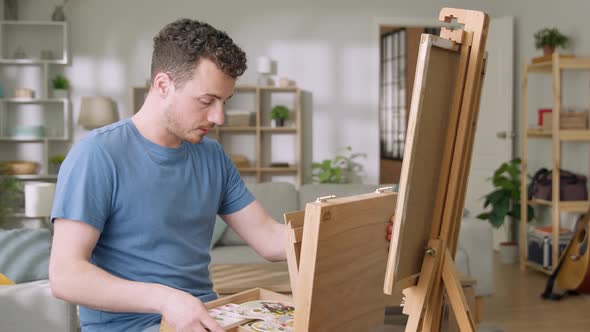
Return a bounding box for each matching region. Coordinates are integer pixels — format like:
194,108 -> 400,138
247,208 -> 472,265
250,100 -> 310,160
527,226 -> 573,269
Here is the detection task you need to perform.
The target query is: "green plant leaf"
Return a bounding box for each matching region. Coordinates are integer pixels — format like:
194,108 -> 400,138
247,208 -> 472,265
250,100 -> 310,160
486,189 -> 507,205
476,212 -> 491,220
493,162 -> 509,178
493,176 -> 516,192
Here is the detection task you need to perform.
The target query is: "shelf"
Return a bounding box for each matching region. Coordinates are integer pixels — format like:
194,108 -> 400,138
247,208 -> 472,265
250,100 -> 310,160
0,59 -> 67,65
0,137 -> 68,142
1,98 -> 67,103
260,167 -> 298,173
1,20 -> 66,26
219,126 -> 257,132
260,127 -> 297,133
236,167 -> 257,173
526,128 -> 552,138
527,128 -> 590,141
528,199 -> 590,212
527,55 -> 590,73
8,213 -> 48,220
1,174 -> 57,180
560,130 -> 590,141
525,261 -> 553,275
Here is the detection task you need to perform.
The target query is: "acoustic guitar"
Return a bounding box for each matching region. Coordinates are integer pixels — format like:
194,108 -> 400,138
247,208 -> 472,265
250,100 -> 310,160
556,210 -> 590,293
542,209 -> 590,300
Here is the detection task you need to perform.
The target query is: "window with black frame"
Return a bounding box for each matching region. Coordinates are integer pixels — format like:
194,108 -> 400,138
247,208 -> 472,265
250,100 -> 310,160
379,29 -> 406,160
379,27 -> 440,161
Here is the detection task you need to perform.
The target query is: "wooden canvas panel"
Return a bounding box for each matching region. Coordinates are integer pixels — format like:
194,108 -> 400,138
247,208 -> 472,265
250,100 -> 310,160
294,191 -> 397,332
384,35 -> 462,292
284,210 -> 305,298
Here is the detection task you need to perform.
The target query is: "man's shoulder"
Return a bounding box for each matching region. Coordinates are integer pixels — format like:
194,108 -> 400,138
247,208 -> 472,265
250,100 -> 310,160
75,119 -> 132,152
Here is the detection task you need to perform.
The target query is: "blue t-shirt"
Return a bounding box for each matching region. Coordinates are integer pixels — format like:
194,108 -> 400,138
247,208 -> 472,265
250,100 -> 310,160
51,119 -> 254,331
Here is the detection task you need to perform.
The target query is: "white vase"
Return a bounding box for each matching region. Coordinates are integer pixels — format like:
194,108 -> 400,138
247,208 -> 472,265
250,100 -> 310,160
53,89 -> 68,99
492,218 -> 513,251
499,242 -> 518,264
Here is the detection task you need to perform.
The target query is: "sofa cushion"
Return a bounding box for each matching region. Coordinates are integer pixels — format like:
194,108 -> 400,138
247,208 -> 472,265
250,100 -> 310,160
0,280 -> 79,332
298,183 -> 396,210
210,245 -> 267,264
210,217 -> 228,248
218,182 -> 299,246
0,228 -> 51,283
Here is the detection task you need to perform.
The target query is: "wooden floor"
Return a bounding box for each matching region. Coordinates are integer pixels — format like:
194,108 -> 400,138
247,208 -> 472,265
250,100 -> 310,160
480,253 -> 589,332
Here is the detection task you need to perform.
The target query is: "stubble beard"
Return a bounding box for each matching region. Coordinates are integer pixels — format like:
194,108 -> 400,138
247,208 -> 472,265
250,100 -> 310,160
164,107 -> 204,145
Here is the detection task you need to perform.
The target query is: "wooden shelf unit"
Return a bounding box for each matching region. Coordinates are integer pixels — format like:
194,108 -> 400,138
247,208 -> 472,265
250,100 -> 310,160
520,53 -> 590,273
211,85 -> 302,187
130,85 -> 302,187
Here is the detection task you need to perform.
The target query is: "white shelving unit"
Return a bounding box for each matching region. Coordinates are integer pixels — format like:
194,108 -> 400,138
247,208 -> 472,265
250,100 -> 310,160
0,20 -> 70,177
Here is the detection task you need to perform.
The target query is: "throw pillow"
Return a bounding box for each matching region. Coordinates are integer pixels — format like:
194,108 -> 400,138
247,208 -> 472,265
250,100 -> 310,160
0,273 -> 15,285
0,228 -> 51,283
210,218 -> 228,249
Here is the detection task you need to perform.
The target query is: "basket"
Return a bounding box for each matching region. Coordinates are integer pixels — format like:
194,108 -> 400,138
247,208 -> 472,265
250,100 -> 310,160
230,154 -> 250,168
542,111 -> 588,130
0,161 -> 40,175
226,110 -> 255,127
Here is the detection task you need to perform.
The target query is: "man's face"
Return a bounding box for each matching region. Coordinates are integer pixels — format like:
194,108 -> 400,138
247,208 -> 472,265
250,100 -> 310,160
164,58 -> 235,144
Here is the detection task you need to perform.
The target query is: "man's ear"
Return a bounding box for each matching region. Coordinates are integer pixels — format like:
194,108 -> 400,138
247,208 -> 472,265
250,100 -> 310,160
153,72 -> 174,97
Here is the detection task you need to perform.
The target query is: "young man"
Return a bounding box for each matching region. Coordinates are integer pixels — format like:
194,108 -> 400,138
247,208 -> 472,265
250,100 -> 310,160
49,18 -> 393,332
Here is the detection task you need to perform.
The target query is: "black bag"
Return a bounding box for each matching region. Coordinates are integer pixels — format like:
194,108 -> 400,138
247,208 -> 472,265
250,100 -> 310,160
528,168 -> 588,201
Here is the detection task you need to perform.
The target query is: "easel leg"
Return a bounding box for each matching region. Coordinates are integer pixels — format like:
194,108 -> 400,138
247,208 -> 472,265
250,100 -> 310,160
441,249 -> 476,332
409,248 -> 476,332
403,239 -> 443,332
420,274 -> 444,331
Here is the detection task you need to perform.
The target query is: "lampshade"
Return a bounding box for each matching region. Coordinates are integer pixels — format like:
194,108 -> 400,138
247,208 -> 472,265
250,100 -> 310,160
78,96 -> 119,130
256,56 -> 272,74
25,182 -> 55,217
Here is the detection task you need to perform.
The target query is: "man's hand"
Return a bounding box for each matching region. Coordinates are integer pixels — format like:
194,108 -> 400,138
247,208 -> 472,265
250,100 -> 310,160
386,215 -> 394,241
161,288 -> 223,332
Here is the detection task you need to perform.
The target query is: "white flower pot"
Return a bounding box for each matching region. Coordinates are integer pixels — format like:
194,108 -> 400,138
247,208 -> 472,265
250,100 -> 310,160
499,242 -> 518,264
53,89 -> 68,99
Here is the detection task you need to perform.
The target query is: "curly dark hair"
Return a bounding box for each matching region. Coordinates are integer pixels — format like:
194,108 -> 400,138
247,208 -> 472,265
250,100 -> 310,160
151,18 -> 247,87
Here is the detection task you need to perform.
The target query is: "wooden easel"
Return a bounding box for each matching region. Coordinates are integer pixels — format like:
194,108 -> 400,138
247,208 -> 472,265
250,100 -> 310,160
161,7 -> 488,332
383,8 -> 489,332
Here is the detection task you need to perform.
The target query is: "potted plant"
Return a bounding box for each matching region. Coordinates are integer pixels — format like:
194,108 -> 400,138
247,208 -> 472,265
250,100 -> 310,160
534,28 -> 569,56
0,164 -> 24,228
51,74 -> 70,98
49,154 -> 66,175
477,158 -> 535,264
270,105 -> 289,127
311,146 -> 367,184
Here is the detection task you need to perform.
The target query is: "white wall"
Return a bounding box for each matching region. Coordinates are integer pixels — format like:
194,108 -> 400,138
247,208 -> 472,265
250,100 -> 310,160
16,0 -> 505,184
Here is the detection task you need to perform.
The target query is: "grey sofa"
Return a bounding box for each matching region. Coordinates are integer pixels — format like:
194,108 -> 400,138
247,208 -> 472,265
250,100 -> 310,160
212,182 -> 494,298
0,228 -> 79,332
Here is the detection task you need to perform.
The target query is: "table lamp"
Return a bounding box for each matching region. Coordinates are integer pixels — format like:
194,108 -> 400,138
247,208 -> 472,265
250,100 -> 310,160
78,96 -> 119,130
256,56 -> 272,86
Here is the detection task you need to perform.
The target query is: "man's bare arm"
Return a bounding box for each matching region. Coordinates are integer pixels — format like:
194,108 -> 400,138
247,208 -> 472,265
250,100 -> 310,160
221,201 -> 288,262
49,218 -> 223,332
